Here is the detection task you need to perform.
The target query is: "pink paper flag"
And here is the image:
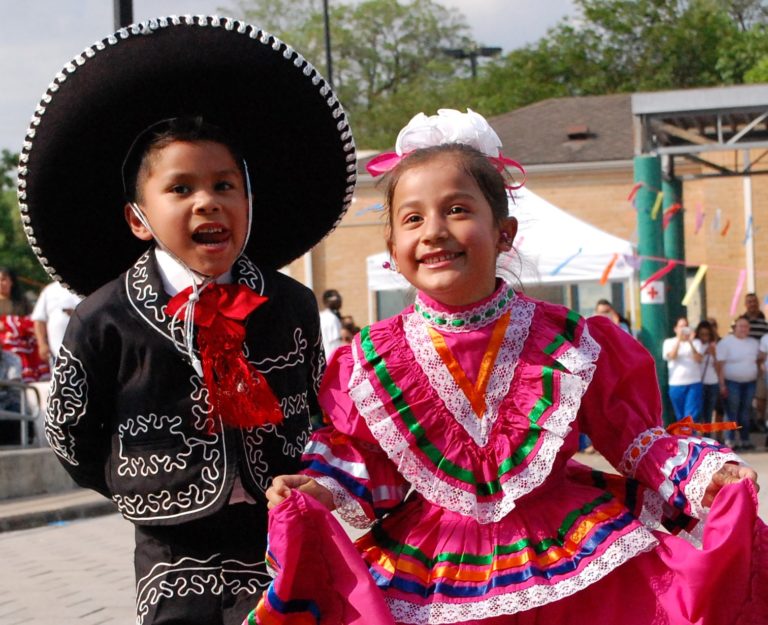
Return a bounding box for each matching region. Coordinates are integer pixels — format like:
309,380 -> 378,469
729,269 -> 747,317
641,260 -> 676,290
694,203 -> 705,234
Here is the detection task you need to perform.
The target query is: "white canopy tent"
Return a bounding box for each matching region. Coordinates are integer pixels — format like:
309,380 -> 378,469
366,187 -> 636,321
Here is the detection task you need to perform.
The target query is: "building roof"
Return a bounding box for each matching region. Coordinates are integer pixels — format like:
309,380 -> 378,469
489,93 -> 634,166
355,94 -> 635,176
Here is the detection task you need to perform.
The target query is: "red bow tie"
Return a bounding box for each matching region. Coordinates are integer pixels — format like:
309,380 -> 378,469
166,284 -> 283,431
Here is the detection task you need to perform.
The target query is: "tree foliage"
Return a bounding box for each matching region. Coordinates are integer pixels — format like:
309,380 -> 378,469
227,0 -> 768,148
0,150 -> 48,288
224,0 -> 471,146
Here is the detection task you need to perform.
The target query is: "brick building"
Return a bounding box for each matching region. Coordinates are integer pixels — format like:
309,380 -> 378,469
285,86 -> 768,334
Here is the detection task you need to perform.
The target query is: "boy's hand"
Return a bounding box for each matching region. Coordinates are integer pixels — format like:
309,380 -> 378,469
266,475 -> 335,511
702,463 -> 759,507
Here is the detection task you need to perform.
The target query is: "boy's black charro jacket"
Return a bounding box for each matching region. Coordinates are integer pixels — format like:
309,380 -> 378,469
45,251 -> 324,525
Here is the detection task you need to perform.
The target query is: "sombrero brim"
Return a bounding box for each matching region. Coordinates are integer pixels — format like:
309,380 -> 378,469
17,15 -> 356,296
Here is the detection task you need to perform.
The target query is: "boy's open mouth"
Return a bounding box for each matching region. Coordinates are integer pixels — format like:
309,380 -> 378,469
192,225 -> 230,245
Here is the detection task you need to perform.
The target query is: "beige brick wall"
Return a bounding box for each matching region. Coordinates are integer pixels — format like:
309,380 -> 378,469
287,182 -> 387,327
296,150 -> 766,335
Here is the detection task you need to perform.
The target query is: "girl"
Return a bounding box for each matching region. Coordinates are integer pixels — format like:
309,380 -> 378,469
258,110 -> 766,625
696,319 -> 720,425
662,316 -> 703,422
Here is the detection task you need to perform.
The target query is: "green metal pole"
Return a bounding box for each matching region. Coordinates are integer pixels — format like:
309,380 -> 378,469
663,177 -> 685,325
635,155 -> 673,424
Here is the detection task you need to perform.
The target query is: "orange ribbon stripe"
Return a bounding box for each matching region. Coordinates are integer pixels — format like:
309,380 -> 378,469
667,415 -> 739,437
427,312 -> 511,418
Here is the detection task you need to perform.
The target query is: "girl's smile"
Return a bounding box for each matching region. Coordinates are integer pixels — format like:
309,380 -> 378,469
389,154 -> 515,307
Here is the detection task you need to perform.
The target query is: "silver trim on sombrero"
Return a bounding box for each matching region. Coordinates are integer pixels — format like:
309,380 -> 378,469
16,14 -> 357,293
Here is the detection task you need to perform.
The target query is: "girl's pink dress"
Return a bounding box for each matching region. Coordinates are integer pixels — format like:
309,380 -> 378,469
249,284 -> 768,625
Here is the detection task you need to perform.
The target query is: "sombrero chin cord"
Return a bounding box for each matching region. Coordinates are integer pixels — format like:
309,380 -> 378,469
128,159 -> 254,377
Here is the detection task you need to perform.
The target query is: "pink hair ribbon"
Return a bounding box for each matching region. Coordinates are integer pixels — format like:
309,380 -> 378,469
366,150 -> 526,190
365,152 -> 402,177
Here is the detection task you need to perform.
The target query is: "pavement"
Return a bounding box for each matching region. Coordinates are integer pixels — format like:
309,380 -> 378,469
2,448 -> 768,623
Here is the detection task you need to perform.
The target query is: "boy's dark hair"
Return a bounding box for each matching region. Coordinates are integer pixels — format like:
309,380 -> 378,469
381,144 -> 509,248
122,116 -> 247,204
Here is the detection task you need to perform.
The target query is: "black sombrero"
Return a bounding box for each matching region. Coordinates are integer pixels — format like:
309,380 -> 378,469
17,15 -> 356,296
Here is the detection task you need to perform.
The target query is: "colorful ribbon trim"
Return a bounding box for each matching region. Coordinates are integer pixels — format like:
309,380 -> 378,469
666,416 -> 739,437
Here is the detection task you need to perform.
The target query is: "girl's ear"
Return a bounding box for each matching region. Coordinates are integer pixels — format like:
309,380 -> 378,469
385,226 -> 400,272
497,217 -> 518,252
124,203 -> 153,241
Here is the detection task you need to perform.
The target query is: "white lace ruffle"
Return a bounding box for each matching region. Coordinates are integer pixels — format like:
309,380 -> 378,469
385,526 -> 658,624
313,475 -> 373,529
413,283 -> 516,333
684,449 -> 742,521
619,427 -> 667,477
403,296 -> 535,447
349,306 -> 601,524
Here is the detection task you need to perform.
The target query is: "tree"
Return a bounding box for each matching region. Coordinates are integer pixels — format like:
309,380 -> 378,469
225,0 -> 331,73
225,0 -> 471,147
0,150 -> 48,289
225,0 -> 768,148
462,0 -> 768,115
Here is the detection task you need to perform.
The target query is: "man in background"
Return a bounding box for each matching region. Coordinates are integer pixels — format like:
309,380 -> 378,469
31,281 -> 82,366
320,289 -> 343,358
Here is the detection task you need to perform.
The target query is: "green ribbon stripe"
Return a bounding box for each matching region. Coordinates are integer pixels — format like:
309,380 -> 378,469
543,310 -> 581,356
360,315 -> 581,496
372,492 -> 614,568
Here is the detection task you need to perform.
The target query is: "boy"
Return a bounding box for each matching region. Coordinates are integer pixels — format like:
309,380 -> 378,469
18,16 -> 356,625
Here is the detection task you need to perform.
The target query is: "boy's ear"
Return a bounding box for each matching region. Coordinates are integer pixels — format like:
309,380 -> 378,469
124,203 -> 153,241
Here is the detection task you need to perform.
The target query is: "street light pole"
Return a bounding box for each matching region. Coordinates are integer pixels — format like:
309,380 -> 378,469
322,0 -> 334,88
113,0 -> 133,29
442,44 -> 502,80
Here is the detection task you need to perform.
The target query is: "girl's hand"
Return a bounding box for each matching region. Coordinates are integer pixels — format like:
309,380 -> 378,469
702,463 -> 759,507
266,474 -> 335,510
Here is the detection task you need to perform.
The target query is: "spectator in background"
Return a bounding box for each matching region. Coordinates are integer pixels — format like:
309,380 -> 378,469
594,299 -> 631,333
741,293 -> 768,339
0,268 -> 48,382
706,317 -> 726,433
741,293 -> 768,430
0,347 -> 25,446
717,316 -> 761,450
320,289 -> 343,358
663,317 -> 703,422
0,268 -> 30,316
31,281 -> 83,367
695,320 -> 719,426
707,317 -> 721,342
340,318 -> 360,346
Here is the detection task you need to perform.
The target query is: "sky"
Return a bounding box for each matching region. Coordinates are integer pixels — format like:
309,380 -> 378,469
0,0 -> 575,152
